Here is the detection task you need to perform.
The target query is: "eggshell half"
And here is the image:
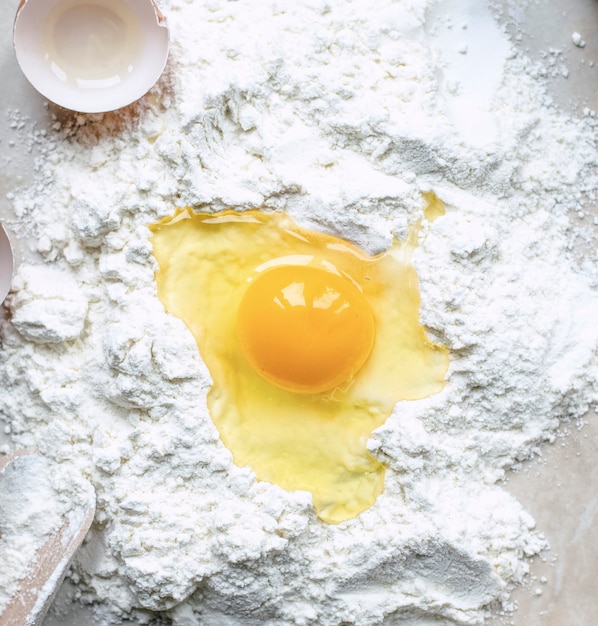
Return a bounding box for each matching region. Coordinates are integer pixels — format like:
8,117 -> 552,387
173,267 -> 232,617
0,225 -> 14,304
13,0 -> 169,113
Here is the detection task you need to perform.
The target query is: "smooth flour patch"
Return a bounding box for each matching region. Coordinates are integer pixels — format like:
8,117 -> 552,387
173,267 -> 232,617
1,1 -> 598,625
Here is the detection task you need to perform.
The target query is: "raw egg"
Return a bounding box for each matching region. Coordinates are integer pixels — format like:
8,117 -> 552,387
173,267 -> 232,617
236,264 -> 376,394
149,196 -> 448,523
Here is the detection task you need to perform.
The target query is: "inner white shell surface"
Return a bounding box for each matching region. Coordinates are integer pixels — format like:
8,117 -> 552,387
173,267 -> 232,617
13,0 -> 169,113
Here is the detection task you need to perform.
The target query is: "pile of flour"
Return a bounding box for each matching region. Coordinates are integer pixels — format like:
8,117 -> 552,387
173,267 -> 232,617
1,0 -> 598,624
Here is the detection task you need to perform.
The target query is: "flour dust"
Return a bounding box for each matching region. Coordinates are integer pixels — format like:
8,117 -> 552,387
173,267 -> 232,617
1,1 -> 598,625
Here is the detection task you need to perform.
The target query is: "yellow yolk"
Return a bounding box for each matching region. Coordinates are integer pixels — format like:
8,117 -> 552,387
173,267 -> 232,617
149,198 -> 448,524
237,265 -> 375,394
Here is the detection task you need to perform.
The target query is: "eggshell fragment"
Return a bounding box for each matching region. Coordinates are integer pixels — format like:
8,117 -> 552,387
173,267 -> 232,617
0,224 -> 14,304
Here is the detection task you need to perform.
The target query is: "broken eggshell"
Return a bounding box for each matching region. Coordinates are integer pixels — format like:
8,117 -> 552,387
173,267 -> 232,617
0,224 -> 14,304
13,0 -> 170,113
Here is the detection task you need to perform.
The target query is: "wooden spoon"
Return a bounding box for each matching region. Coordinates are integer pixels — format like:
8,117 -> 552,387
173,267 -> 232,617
0,451 -> 95,626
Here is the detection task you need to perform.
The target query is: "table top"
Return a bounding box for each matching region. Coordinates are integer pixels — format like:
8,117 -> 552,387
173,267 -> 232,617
1,1 -> 597,625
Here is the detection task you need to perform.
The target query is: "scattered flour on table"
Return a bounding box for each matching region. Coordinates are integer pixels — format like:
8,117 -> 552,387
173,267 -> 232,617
1,0 -> 598,625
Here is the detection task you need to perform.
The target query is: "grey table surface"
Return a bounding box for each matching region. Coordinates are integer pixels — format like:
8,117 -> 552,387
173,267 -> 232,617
1,1 -> 598,625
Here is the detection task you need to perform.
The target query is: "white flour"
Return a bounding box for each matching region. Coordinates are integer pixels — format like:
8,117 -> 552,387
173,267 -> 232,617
1,1 -> 598,625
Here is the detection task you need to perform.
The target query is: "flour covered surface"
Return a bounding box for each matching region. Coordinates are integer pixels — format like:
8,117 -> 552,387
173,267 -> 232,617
1,0 -> 598,625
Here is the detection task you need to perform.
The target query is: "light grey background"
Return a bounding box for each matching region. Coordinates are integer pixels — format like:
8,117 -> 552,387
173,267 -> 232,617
1,0 -> 597,624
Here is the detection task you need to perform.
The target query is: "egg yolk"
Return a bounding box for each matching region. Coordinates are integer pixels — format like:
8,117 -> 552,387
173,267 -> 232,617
237,265 -> 375,394
149,196 -> 448,524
